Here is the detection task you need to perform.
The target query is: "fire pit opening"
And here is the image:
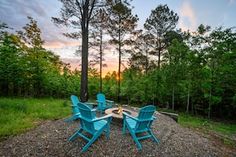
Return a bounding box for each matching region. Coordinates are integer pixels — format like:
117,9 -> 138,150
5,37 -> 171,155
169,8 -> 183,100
112,107 -> 132,115
105,107 -> 138,121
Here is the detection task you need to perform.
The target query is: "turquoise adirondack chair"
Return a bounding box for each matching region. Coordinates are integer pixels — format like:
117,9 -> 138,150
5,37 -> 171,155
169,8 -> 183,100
64,95 -> 81,122
96,93 -> 114,112
65,95 -> 96,122
122,105 -> 160,150
69,102 -> 112,152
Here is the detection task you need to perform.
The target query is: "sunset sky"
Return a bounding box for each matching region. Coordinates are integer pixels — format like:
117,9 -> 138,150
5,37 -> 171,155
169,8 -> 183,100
1,0 -> 236,76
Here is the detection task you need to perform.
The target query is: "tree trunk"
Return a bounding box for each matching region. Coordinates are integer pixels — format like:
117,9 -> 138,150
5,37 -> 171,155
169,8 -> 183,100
208,87 -> 212,119
118,41 -> 121,103
157,39 -> 161,69
191,100 -> 194,114
144,50 -> 148,102
80,6 -> 89,102
186,89 -> 190,113
145,50 -> 148,75
117,15 -> 121,103
172,87 -> 175,110
99,29 -> 103,92
158,49 -> 161,69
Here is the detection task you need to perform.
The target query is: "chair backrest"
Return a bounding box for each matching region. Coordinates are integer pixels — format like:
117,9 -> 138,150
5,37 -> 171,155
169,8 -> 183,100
71,95 -> 80,114
78,102 -> 96,133
97,93 -> 106,108
135,105 -> 156,132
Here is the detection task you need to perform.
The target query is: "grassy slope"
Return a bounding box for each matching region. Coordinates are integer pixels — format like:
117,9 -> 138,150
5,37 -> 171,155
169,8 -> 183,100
178,113 -> 236,147
0,98 -> 70,139
158,108 -> 236,136
179,113 -> 236,135
158,108 -> 236,146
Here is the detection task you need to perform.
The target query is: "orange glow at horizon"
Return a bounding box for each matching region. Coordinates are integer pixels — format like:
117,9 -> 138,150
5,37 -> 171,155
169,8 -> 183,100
45,41 -> 129,77
43,41 -> 80,49
63,58 -> 126,77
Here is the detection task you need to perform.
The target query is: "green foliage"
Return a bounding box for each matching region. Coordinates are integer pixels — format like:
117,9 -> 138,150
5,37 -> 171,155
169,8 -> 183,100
107,0 -> 138,102
0,18 -> 80,98
179,113 -> 236,135
179,113 -> 236,147
1,4 -> 236,121
17,16 -> 44,48
144,4 -> 179,68
0,98 -> 70,139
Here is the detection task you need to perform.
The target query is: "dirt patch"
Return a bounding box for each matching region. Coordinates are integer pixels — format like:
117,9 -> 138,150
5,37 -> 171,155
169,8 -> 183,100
0,108 -> 235,157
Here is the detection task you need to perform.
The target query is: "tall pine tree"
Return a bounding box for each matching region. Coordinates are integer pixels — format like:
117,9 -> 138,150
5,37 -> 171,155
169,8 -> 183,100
107,0 -> 138,102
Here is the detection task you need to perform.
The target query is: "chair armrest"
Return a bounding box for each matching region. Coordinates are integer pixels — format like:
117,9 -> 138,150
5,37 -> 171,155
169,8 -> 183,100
91,108 -> 97,112
71,105 -> 78,109
86,102 -> 96,105
86,102 -> 96,108
106,100 -> 114,106
96,100 -> 103,103
123,112 -> 138,121
123,112 -> 155,122
106,100 -> 114,103
92,114 -> 112,122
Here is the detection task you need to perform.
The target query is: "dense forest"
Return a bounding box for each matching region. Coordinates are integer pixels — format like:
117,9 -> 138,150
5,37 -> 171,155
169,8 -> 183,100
0,1 -> 236,119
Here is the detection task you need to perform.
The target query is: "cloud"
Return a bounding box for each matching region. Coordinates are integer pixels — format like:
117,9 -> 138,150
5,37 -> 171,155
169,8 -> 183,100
0,0 -> 125,75
0,0 -> 47,24
0,0 -> 80,58
228,0 -> 236,5
179,1 -> 197,31
43,40 -> 80,49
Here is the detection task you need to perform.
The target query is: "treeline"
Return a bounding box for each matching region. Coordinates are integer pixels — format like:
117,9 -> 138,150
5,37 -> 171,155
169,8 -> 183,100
1,2 -> 236,119
0,17 -> 82,98
121,26 -> 236,119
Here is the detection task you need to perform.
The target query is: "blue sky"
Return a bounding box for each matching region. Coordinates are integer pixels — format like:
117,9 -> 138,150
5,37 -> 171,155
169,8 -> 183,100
0,0 -> 236,73
132,0 -> 236,30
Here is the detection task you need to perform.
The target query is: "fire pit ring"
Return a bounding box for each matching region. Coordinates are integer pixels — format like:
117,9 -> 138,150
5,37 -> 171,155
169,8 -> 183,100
112,109 -> 132,115
105,107 -> 138,120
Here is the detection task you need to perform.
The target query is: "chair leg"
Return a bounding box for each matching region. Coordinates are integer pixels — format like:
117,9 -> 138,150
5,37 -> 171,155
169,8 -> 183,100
130,131 -> 142,150
148,130 -> 160,144
106,124 -> 110,139
126,125 -> 142,150
69,128 -> 83,141
81,127 -> 105,152
122,120 -> 127,134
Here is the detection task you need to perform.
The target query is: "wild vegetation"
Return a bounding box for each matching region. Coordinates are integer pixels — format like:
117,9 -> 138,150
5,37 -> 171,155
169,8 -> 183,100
0,0 -> 236,121
0,98 -> 70,139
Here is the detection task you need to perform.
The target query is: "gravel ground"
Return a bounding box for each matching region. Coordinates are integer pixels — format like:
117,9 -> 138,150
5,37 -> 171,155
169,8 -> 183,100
0,107 -> 235,157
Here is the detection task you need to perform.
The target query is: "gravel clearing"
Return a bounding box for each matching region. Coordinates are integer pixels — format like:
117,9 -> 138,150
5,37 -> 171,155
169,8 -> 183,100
0,107 -> 235,157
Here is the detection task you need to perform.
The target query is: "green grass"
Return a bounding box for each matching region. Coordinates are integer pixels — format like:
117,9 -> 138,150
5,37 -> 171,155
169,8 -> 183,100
158,108 -> 236,146
179,113 -> 236,136
179,113 -> 236,147
0,98 -> 70,139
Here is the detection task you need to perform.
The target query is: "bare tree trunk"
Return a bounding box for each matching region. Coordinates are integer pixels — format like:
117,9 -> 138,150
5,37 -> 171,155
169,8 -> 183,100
172,87 -> 175,110
158,49 -> 161,69
144,50 -> 148,102
118,41 -> 121,103
80,5 -> 89,102
117,15 -> 121,103
186,89 -> 190,113
145,50 -> 148,75
191,100 -> 194,114
99,29 -> 103,93
157,39 -> 161,69
208,87 -> 212,119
